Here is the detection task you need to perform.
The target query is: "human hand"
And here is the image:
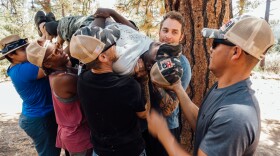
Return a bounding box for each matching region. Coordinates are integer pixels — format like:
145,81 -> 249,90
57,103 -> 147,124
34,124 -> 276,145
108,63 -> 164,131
147,109 -> 169,138
94,8 -> 114,18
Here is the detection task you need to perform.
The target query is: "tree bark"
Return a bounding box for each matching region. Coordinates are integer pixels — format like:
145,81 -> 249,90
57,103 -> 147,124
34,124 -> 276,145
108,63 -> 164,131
164,0 -> 232,153
260,0 -> 271,70
37,0 -> 51,13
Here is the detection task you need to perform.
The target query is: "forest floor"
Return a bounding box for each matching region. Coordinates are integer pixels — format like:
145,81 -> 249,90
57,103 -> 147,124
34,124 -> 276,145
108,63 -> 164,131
0,72 -> 279,156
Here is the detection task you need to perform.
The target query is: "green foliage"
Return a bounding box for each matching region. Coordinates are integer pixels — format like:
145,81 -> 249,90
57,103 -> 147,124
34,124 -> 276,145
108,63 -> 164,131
233,0 -> 262,16
0,0 -> 99,77
0,0 -> 99,39
116,0 -> 165,39
0,0 -> 279,77
0,0 -> 30,38
0,59 -> 10,82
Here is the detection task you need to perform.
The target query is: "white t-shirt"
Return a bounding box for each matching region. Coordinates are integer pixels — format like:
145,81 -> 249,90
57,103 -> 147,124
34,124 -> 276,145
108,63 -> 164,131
105,21 -> 153,75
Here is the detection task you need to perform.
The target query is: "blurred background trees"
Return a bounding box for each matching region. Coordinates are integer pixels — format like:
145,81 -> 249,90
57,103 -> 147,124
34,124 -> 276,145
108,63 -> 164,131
0,1 -> 279,151
0,0 -> 99,39
0,0 -> 279,47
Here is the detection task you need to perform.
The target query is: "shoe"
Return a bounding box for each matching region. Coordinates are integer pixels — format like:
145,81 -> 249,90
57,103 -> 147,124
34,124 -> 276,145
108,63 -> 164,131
34,11 -> 46,36
46,12 -> 56,22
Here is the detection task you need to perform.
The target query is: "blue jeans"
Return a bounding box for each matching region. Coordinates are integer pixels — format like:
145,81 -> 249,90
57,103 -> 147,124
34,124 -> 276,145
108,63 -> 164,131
19,111 -> 61,156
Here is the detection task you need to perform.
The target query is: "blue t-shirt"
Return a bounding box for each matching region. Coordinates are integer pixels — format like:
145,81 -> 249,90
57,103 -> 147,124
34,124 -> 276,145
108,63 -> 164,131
194,79 -> 261,156
7,62 -> 54,117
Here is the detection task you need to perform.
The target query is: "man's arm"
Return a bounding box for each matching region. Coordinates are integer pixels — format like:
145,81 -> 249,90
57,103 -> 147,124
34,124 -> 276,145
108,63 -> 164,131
148,110 -> 207,156
147,109 -> 192,156
153,81 -> 199,130
135,58 -> 180,117
90,17 -> 105,28
171,82 -> 198,130
154,86 -> 179,116
52,74 -> 78,99
94,8 -> 138,30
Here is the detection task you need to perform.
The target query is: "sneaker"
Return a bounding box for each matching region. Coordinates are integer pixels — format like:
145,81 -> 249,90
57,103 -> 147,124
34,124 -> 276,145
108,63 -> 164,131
34,11 -> 46,36
46,12 -> 56,22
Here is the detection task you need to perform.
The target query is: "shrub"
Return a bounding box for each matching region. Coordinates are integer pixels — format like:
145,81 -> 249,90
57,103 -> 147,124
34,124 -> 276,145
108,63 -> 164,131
0,59 -> 10,82
264,53 -> 280,74
254,53 -> 280,74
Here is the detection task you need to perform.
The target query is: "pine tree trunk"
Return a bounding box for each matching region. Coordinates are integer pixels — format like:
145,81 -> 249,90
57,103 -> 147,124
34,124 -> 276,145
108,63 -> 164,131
260,0 -> 271,70
164,0 -> 232,153
38,0 -> 51,13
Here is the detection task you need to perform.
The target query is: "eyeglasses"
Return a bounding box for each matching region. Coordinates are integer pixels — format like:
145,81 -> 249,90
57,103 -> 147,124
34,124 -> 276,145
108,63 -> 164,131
0,39 -> 28,54
212,39 -> 235,49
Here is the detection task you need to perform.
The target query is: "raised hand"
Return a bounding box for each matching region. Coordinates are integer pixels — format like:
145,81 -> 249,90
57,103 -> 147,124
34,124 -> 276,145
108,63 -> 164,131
94,8 -> 114,18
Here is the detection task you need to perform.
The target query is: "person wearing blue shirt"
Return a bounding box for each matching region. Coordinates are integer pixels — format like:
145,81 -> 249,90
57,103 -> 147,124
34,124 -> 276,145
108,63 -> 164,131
0,35 -> 60,156
145,11 -> 192,156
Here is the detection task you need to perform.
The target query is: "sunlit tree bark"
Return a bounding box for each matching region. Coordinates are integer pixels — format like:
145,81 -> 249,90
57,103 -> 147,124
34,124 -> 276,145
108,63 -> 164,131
36,0 -> 51,13
260,0 -> 271,70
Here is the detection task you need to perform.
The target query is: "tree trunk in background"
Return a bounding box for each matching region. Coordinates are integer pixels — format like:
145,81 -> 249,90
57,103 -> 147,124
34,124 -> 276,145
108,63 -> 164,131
61,3 -> 65,17
238,0 -> 246,15
164,0 -> 232,153
260,0 -> 271,70
37,0 -> 51,13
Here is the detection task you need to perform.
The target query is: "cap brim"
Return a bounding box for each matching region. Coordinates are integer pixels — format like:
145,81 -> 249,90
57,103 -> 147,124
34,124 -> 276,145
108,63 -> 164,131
201,28 -> 225,39
0,43 -> 29,60
150,63 -> 171,86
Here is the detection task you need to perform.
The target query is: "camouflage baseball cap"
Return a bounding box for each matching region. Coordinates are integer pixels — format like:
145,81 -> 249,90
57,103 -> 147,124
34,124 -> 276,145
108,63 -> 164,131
73,25 -> 120,52
201,15 -> 275,60
70,25 -> 120,64
150,57 -> 183,86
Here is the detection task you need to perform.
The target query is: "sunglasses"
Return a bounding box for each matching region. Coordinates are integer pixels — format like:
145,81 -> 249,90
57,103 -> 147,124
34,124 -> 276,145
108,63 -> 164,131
212,39 -> 236,49
0,39 -> 28,54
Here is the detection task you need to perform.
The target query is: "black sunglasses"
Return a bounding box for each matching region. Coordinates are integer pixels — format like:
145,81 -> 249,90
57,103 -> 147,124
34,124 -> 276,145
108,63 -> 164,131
0,39 -> 28,54
212,39 -> 236,49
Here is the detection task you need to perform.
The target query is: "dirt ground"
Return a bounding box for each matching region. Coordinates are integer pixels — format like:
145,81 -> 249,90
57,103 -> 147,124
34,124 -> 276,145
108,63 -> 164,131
0,73 -> 279,156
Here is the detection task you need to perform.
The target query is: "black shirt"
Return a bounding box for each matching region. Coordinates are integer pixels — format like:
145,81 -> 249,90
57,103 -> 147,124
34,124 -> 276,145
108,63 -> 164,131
78,71 -> 145,156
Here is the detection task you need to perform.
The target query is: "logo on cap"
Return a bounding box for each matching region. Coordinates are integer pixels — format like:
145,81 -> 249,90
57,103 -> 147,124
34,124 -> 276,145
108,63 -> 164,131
221,19 -> 235,33
159,58 -> 173,70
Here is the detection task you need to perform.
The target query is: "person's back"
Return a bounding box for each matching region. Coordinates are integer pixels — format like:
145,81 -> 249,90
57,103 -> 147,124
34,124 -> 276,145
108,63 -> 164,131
49,73 -> 93,154
70,21 -> 146,156
78,72 -> 145,155
8,62 -> 53,117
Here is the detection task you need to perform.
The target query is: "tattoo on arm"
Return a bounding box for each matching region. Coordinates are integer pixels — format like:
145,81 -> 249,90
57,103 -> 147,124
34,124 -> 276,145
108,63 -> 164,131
138,76 -> 150,111
155,87 -> 179,116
